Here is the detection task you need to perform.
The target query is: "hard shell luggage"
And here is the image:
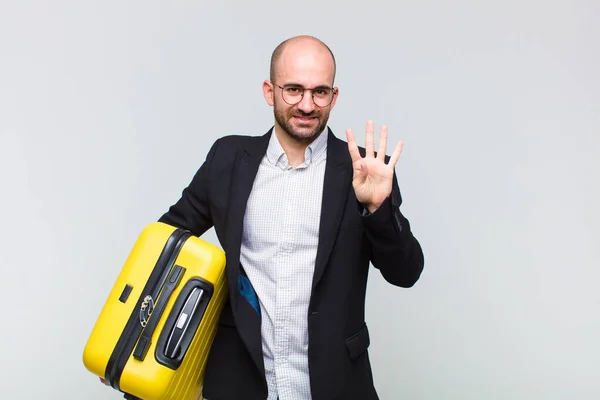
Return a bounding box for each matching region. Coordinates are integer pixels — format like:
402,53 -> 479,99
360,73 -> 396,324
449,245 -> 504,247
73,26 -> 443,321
83,221 -> 228,400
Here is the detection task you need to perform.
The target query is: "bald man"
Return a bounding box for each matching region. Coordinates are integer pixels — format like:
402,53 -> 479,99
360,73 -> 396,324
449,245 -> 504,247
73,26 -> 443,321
158,35 -> 425,400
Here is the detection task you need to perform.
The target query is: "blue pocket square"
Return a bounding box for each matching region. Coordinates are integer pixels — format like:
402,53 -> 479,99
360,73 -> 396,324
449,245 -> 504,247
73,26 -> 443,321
238,274 -> 260,316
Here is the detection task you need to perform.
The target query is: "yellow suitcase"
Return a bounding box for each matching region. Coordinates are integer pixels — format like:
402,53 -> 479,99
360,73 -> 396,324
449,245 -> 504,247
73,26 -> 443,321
83,222 -> 228,400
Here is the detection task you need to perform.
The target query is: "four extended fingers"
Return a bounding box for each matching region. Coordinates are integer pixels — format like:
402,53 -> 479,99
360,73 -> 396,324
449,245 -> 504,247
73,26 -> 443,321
349,120 -> 402,167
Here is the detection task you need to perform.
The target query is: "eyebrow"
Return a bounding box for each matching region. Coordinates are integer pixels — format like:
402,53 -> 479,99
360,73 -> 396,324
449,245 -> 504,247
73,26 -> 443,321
284,82 -> 333,89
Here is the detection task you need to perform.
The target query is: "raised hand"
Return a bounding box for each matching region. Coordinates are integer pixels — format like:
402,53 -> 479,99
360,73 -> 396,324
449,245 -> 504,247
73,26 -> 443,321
346,120 -> 403,214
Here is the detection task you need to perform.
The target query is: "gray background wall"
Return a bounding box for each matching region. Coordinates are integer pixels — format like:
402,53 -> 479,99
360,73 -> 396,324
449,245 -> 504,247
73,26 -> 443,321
1,0 -> 598,399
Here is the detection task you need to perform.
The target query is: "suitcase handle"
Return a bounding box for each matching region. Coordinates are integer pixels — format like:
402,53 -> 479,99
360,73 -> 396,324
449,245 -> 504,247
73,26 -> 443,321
164,286 -> 204,358
155,278 -> 214,370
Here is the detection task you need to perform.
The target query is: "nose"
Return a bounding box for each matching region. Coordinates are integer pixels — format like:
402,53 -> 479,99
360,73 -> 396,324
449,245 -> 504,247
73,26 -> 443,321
297,90 -> 316,114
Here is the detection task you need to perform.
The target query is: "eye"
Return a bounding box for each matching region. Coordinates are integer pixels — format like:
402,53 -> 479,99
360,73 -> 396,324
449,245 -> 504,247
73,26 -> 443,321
285,86 -> 302,94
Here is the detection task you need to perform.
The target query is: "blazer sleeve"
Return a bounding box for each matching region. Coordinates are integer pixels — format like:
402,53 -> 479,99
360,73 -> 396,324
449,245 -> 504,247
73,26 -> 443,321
157,139 -> 220,237
361,172 -> 425,287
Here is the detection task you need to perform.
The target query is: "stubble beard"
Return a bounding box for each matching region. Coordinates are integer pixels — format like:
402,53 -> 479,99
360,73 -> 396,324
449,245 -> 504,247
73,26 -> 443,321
273,99 -> 330,143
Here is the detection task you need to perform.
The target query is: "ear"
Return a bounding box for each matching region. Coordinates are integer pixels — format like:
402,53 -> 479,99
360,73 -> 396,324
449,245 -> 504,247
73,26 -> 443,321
262,80 -> 274,106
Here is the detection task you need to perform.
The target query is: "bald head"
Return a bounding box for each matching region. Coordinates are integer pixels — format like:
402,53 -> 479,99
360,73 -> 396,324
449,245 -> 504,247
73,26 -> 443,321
269,36 -> 336,84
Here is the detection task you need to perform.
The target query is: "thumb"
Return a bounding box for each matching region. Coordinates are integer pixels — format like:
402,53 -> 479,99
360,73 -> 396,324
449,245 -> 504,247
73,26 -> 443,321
353,160 -> 367,181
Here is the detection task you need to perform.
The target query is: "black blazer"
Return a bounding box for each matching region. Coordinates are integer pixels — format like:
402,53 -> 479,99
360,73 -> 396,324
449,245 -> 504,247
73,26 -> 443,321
158,127 -> 424,400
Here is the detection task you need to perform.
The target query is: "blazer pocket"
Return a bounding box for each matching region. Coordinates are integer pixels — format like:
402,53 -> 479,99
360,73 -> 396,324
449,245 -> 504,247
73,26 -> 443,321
345,323 -> 370,360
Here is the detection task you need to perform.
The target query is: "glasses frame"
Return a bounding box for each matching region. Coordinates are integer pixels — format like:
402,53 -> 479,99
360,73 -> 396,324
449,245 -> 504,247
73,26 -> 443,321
273,82 -> 338,107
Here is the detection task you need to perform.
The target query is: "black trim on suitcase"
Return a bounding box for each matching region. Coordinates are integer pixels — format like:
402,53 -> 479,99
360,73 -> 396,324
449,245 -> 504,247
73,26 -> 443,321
104,228 -> 192,392
155,277 -> 215,370
132,264 -> 186,361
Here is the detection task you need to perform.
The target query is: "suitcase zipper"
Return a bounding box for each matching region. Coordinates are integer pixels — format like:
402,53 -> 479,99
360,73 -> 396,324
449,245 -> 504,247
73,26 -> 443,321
131,264 -> 186,361
104,228 -> 192,392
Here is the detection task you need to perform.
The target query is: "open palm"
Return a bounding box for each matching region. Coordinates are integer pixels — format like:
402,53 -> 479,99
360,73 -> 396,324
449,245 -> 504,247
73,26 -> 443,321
346,120 -> 403,213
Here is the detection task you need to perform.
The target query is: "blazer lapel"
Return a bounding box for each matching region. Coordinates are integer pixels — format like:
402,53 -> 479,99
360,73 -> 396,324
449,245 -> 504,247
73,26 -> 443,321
311,129 -> 353,292
224,128 -> 271,379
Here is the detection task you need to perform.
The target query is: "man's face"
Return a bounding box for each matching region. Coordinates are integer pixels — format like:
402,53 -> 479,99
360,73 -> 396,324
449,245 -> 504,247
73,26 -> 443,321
272,85 -> 332,143
265,44 -> 338,143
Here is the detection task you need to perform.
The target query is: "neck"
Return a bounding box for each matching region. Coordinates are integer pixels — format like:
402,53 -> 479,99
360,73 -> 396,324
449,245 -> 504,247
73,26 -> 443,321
274,125 -> 316,167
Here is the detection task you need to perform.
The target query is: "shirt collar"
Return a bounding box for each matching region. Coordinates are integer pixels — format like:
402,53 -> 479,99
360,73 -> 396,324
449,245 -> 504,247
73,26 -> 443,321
266,127 -> 328,170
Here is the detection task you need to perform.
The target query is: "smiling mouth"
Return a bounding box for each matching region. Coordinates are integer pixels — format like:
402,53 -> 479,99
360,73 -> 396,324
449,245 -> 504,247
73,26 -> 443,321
294,116 -> 316,123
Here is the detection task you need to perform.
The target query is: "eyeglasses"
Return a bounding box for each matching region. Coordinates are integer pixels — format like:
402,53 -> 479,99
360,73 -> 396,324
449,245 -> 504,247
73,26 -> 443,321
273,83 -> 337,107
